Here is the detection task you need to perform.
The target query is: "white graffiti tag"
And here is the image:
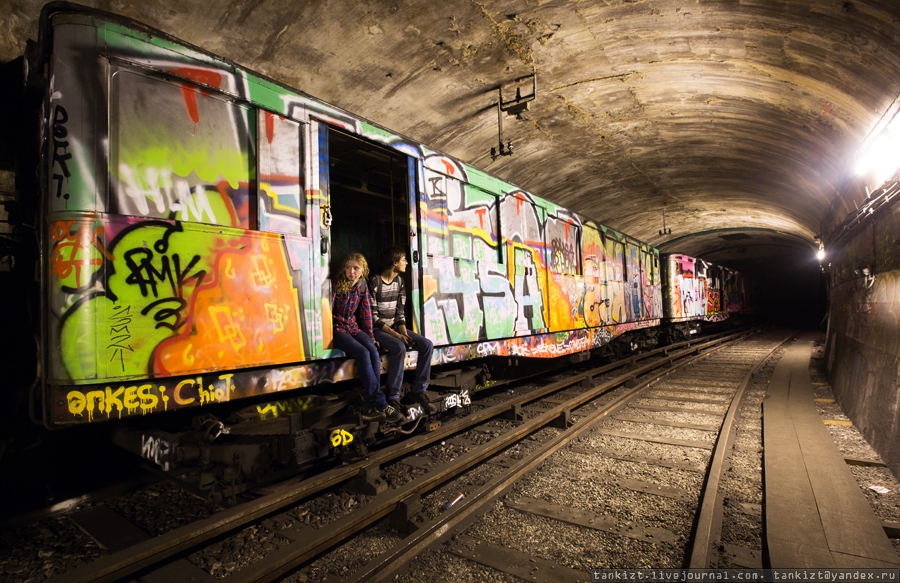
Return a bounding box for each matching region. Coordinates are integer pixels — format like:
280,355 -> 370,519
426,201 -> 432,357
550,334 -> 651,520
443,390 -> 471,409
141,434 -> 173,471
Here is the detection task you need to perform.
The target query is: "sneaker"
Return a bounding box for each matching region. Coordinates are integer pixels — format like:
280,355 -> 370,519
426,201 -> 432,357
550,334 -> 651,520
360,408 -> 386,422
382,405 -> 405,424
388,399 -> 408,415
412,391 -> 437,415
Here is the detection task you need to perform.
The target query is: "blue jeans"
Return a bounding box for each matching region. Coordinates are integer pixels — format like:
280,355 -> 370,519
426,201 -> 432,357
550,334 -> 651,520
373,328 -> 433,401
333,331 -> 387,409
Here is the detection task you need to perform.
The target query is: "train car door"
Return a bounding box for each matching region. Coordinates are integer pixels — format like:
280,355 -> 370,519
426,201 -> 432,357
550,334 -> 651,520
256,110 -> 316,362
581,226 -> 607,327
545,215 -> 581,331
625,240 -> 644,322
607,236 -> 627,323
320,125 -> 418,344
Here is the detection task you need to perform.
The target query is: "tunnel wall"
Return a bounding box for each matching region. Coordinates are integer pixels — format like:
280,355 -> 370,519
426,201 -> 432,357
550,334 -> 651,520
826,211 -> 900,477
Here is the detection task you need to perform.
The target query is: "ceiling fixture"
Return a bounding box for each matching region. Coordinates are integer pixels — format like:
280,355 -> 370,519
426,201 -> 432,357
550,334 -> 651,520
490,72 -> 536,161
658,209 -> 672,236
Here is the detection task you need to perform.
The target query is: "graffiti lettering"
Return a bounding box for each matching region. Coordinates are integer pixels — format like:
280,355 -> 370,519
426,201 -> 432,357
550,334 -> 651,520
256,395 -> 317,420
141,434 -> 173,471
108,304 -> 134,373
117,165 -> 220,223
550,237 -> 576,274
514,248 -> 546,333
475,341 -> 503,357
443,390 -> 471,409
50,219 -> 113,290
123,237 -> 206,331
66,384 -> 161,422
198,374 -> 235,405
329,428 -> 354,447
52,105 -> 71,202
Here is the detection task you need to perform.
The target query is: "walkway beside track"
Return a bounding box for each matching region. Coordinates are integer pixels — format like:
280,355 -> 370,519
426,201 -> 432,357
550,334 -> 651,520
763,333 -> 899,568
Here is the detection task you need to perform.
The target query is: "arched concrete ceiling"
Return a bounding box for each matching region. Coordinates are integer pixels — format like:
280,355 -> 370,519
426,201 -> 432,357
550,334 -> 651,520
4,0 -> 900,267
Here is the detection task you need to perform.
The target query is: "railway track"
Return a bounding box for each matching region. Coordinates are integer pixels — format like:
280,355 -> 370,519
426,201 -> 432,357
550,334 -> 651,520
27,328 -> 768,583
328,329 -> 791,582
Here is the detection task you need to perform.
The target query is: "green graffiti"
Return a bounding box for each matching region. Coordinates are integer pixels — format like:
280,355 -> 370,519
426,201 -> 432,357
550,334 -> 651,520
361,121 -> 399,141
118,129 -> 252,190
513,247 -> 546,332
479,262 -> 515,337
61,221 -> 214,381
437,259 -> 483,342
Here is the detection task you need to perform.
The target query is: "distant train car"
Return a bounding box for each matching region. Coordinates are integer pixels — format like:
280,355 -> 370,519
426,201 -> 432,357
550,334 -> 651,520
32,3 -> 666,434
661,253 -> 748,341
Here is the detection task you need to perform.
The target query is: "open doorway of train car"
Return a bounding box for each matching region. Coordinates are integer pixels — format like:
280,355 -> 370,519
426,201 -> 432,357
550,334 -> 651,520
326,127 -> 414,309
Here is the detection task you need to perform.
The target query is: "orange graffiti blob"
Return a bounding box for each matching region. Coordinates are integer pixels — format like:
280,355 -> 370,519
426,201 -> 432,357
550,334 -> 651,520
547,274 -> 577,330
154,233 -> 304,375
423,275 -> 438,301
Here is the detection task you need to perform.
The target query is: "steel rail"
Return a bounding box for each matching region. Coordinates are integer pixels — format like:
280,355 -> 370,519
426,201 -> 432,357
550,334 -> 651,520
687,331 -> 795,568
48,329 -> 749,583
223,333 -> 752,582
344,331 -> 758,582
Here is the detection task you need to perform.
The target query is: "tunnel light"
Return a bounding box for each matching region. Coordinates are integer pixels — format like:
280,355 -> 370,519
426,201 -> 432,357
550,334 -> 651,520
816,248 -> 826,261
856,110 -> 900,188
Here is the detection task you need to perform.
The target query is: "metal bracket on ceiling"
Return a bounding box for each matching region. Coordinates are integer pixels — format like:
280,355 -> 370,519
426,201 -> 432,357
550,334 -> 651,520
490,72 -> 536,161
659,209 -> 672,236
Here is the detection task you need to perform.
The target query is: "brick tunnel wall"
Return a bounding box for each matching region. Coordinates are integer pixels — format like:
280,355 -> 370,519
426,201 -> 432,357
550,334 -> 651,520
826,211 -> 900,478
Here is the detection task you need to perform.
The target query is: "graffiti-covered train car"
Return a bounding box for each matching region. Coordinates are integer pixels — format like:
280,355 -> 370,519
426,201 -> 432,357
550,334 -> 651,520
35,2 -> 665,436
660,253 -> 748,340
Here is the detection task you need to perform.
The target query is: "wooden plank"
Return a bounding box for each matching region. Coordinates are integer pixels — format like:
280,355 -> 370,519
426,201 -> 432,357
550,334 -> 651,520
738,502 -> 762,516
765,339 -> 899,568
486,455 -> 516,468
70,504 -> 216,583
69,505 -> 150,552
610,478 -> 694,502
764,341 -> 835,568
722,544 -> 762,568
844,457 -> 886,467
814,398 -> 835,403
788,348 -> 898,566
614,414 -> 719,431
661,380 -> 737,389
399,456 -> 433,469
140,560 -> 218,583
446,436 -> 476,448
598,429 -> 713,450
823,419 -> 853,426
276,521 -> 314,543
630,403 -> 722,415
506,497 -> 677,545
447,535 -> 590,583
883,522 -> 900,538
642,395 -> 729,405
649,386 -> 732,395
568,447 -> 705,472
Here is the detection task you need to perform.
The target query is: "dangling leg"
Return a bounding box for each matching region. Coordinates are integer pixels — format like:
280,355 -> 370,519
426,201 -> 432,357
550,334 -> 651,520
407,331 -> 436,414
333,331 -> 386,412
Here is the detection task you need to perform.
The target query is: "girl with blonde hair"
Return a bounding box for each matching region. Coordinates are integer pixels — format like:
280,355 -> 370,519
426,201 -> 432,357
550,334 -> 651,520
331,253 -> 403,423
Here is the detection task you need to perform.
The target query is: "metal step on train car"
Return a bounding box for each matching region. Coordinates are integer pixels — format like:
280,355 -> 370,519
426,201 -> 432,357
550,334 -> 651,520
1,3 -> 746,502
